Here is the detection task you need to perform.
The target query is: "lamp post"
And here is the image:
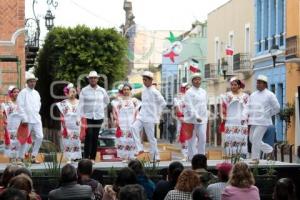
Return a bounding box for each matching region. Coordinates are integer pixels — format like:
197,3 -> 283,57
269,44 -> 285,67
45,9 -> 55,30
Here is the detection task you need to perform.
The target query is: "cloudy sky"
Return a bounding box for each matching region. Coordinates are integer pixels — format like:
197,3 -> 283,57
25,0 -> 229,40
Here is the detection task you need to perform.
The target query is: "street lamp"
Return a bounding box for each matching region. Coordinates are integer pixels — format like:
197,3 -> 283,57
269,45 -> 285,67
45,9 -> 55,30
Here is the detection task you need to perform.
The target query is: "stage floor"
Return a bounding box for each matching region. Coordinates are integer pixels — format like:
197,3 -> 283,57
1,159 -> 300,172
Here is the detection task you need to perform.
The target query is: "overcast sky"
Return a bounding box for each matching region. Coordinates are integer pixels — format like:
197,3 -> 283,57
25,0 -> 229,40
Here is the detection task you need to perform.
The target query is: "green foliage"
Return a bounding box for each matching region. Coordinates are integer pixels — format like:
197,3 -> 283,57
279,102 -> 295,128
35,25 -> 127,128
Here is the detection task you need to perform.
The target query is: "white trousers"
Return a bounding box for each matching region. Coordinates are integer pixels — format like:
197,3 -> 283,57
27,122 -> 44,157
187,123 -> 207,160
249,125 -> 273,159
131,120 -> 159,160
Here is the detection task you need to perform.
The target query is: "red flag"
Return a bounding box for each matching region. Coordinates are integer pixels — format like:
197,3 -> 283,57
179,123 -> 194,143
115,127 -> 122,138
80,118 -> 87,141
226,47 -> 234,56
189,65 -> 199,73
17,123 -> 30,145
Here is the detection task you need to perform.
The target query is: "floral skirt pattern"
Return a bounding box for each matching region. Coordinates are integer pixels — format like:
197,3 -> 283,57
224,125 -> 248,157
116,131 -> 137,160
62,130 -> 82,160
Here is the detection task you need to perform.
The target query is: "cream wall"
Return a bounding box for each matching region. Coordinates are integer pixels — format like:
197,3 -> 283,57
206,0 -> 255,101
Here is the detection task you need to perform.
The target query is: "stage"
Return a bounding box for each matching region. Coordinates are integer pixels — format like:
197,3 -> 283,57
1,159 -> 300,172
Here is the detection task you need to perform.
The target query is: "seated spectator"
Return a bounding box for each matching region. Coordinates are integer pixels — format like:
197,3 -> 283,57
8,174 -> 40,200
128,160 -> 155,200
221,162 -> 259,200
119,184 -> 147,200
78,159 -> 104,200
102,167 -> 137,200
15,167 -> 32,178
153,161 -> 184,200
192,186 -> 212,200
273,178 -> 297,200
207,162 -> 232,200
0,164 -> 21,192
0,187 -> 26,200
164,169 -> 201,200
48,164 -> 92,200
191,154 -> 218,187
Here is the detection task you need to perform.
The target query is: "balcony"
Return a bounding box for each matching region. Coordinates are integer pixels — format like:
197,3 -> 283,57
204,63 -> 218,80
233,53 -> 252,72
286,36 -> 300,59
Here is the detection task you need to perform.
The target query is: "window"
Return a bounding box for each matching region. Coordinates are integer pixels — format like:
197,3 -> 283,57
215,38 -> 220,64
245,25 -> 250,53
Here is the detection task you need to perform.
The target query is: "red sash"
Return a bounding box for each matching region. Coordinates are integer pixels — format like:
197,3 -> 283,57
17,123 -> 30,145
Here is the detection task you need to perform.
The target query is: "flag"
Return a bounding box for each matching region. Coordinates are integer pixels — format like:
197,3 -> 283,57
226,47 -> 234,56
189,58 -> 200,73
179,123 -> 194,143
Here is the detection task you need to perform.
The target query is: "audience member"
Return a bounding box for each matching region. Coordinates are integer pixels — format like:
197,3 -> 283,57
153,161 -> 184,200
191,154 -> 218,187
207,162 -> 232,200
0,187 -> 27,200
192,186 -> 212,200
78,159 -> 104,200
273,178 -> 297,200
8,174 -> 40,200
119,184 -> 147,200
15,167 -> 32,178
164,169 -> 201,200
128,160 -> 155,200
0,164 -> 21,192
221,162 -> 259,200
48,164 -> 92,200
102,167 -> 137,200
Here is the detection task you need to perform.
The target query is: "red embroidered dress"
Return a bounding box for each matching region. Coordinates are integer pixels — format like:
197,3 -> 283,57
113,97 -> 140,160
221,92 -> 249,157
56,99 -> 82,160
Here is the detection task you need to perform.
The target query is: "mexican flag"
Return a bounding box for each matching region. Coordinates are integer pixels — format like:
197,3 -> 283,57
189,58 -> 200,73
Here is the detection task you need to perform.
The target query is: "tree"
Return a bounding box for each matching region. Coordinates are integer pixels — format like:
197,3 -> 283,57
35,25 -> 127,129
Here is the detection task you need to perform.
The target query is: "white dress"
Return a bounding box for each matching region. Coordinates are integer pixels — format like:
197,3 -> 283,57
114,97 -> 140,159
56,99 -> 82,160
1,101 -> 22,158
221,92 -> 249,157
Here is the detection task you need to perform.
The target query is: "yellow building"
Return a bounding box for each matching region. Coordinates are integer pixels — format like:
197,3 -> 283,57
206,0 -> 255,145
286,0 -> 300,146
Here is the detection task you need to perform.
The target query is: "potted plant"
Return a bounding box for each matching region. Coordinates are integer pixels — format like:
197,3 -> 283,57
253,160 -> 277,200
279,103 -> 295,129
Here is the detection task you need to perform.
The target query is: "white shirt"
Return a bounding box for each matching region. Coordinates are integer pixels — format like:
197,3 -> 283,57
78,85 -> 109,120
138,86 -> 166,123
183,86 -> 208,124
248,88 -> 280,126
207,182 -> 227,200
17,87 -> 42,123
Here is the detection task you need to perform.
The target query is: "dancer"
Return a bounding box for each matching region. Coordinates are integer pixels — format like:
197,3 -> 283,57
221,77 -> 249,158
1,86 -> 28,163
183,73 -> 208,160
173,83 -> 189,160
248,75 -> 280,163
78,71 -> 109,163
17,73 -> 43,164
56,83 -> 82,163
131,71 -> 166,161
113,83 -> 140,161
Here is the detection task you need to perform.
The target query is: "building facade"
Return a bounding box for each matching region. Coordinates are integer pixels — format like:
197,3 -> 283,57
0,0 -> 25,102
286,0 -> 300,146
206,0 -> 254,145
252,0 -> 286,141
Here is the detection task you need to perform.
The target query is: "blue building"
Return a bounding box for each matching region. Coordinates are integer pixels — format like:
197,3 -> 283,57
253,0 -> 286,141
